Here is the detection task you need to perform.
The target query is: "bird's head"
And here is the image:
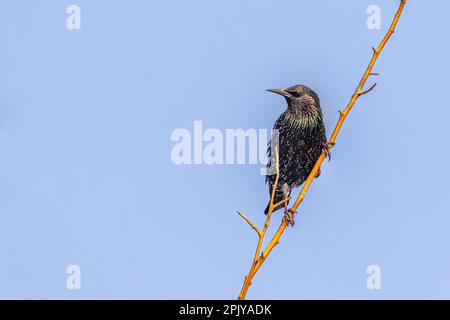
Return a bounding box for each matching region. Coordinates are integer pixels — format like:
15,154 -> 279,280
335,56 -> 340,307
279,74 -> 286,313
267,85 -> 320,113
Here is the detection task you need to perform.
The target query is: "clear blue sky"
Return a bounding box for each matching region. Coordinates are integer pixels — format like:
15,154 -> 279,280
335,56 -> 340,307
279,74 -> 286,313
1,0 -> 449,299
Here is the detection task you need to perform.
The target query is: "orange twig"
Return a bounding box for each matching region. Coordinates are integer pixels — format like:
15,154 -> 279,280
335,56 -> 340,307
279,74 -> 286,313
237,147 -> 280,299
237,0 -> 407,300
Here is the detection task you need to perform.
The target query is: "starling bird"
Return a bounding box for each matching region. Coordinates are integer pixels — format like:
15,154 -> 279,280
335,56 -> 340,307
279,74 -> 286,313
265,85 -> 329,225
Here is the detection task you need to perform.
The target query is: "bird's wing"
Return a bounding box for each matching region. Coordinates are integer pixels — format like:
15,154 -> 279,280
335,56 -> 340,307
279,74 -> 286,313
265,112 -> 288,185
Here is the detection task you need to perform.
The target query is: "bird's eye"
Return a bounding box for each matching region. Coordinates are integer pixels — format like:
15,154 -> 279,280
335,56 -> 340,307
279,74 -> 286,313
288,91 -> 300,97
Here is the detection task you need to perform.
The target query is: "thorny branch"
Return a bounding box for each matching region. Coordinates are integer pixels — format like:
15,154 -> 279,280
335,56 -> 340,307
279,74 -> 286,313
237,0 -> 407,300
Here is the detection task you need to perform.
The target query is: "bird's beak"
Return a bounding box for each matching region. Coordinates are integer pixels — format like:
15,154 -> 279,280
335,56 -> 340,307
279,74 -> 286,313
266,88 -> 290,98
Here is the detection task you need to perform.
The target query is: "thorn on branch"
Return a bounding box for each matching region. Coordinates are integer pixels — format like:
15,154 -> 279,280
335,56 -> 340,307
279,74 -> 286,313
370,72 -> 380,76
372,46 -> 379,54
359,83 -> 377,96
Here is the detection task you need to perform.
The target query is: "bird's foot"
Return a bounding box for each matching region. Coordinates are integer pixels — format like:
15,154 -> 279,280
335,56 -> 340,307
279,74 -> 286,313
284,208 -> 296,227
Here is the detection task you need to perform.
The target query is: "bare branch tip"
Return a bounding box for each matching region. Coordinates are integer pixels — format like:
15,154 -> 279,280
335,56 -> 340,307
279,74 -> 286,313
236,211 -> 261,235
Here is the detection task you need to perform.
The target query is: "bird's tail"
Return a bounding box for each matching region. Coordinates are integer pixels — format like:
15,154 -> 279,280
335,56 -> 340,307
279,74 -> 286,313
264,202 -> 270,215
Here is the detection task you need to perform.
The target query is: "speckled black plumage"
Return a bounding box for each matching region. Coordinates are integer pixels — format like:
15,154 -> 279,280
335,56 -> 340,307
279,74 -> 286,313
265,85 -> 328,218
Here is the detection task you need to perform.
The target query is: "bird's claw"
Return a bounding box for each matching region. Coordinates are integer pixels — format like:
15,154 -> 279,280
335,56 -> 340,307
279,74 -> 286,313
324,142 -> 335,161
284,209 -> 296,227
315,167 -> 321,178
